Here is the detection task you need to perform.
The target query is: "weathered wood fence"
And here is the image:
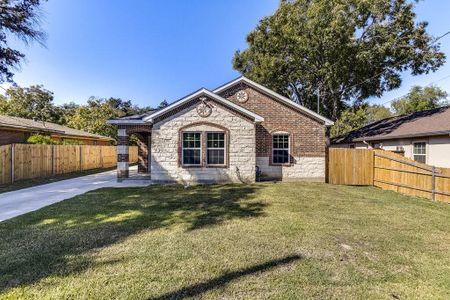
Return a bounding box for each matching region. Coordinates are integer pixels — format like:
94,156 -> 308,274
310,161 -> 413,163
0,144 -> 138,185
328,148 -> 450,203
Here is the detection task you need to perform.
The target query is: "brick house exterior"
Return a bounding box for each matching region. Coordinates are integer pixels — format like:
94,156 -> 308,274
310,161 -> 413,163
108,77 -> 333,183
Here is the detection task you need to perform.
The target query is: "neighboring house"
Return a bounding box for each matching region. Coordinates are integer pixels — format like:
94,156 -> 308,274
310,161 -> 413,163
0,115 -> 113,146
108,76 -> 333,183
331,106 -> 450,167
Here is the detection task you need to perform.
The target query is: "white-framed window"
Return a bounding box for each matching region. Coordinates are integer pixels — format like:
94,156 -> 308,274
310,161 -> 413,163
182,132 -> 201,165
207,132 -> 225,165
272,134 -> 290,164
413,142 -> 426,164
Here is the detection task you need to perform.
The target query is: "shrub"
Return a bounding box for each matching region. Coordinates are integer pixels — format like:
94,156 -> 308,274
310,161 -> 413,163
26,134 -> 59,145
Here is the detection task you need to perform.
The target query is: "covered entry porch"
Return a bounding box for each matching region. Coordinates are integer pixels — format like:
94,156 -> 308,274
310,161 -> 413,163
116,124 -> 152,181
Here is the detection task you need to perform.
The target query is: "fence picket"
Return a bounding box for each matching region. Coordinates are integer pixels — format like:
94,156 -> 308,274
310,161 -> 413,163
328,148 -> 450,202
0,144 -> 138,185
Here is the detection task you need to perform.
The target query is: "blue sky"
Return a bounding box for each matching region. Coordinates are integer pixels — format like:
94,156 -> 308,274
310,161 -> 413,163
4,0 -> 450,108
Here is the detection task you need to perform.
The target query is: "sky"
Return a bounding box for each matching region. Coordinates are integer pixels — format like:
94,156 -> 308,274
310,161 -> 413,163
4,0 -> 450,109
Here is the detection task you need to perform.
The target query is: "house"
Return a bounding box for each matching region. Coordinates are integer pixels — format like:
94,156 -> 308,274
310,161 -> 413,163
331,106 -> 450,167
0,115 -> 113,146
108,76 -> 333,183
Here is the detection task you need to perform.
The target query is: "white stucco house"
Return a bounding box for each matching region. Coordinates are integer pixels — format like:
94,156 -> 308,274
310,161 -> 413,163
331,106 -> 450,167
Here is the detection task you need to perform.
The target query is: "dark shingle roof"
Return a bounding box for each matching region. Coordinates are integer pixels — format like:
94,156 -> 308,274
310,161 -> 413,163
0,115 -> 113,141
332,106 -> 450,144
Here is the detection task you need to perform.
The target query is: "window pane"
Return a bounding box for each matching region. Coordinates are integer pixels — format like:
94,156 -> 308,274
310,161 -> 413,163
413,142 -> 426,155
273,135 -> 289,149
414,155 -> 426,164
207,133 -> 224,148
183,149 -> 201,165
273,150 -> 289,164
207,149 -> 224,165
183,132 -> 201,148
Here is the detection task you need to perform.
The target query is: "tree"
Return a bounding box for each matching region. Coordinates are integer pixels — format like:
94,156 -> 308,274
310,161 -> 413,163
331,107 -> 368,137
391,85 -> 448,115
157,99 -> 169,109
331,104 -> 393,137
233,0 -> 445,120
0,0 -> 46,83
366,104 -> 393,124
67,97 -> 124,140
0,85 -> 61,122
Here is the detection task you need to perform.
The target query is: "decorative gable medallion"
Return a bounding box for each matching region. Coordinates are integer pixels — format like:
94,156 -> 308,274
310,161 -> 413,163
196,97 -> 212,118
236,90 -> 249,103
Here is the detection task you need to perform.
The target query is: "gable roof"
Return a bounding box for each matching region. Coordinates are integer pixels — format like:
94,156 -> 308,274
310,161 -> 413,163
213,76 -> 334,126
0,115 -> 113,141
332,106 -> 450,144
143,88 -> 264,123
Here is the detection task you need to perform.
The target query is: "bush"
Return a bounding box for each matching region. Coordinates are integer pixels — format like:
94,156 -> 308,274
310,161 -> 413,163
61,139 -> 83,145
26,134 -> 59,145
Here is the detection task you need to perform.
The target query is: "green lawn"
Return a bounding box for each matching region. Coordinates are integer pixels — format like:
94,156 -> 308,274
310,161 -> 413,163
0,182 -> 449,299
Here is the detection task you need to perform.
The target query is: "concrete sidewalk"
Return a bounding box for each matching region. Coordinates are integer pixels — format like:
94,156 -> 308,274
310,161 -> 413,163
0,166 -> 151,222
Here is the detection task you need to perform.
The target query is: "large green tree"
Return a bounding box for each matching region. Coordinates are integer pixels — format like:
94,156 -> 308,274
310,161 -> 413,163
391,85 -> 448,115
0,85 -> 61,122
331,104 -> 393,137
0,0 -> 46,83
233,0 -> 445,120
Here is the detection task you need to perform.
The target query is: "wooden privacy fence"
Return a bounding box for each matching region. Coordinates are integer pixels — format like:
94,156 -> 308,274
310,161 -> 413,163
328,148 -> 450,203
0,144 -> 138,185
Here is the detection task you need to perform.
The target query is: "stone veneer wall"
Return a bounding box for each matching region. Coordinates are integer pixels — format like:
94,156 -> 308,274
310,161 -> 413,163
256,157 -> 325,182
151,99 -> 256,183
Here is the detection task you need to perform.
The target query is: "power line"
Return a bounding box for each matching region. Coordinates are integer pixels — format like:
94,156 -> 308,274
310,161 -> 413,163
378,73 -> 450,106
332,30 -> 450,97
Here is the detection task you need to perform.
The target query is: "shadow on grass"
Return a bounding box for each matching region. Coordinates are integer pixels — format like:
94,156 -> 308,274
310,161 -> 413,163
0,184 -> 266,292
150,254 -> 301,300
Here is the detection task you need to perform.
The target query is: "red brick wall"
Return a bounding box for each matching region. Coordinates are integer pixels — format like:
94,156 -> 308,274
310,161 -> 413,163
0,129 -> 28,146
218,83 -> 326,157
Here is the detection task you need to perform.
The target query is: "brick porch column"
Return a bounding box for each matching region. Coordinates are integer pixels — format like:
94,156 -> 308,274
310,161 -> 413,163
117,128 -> 129,180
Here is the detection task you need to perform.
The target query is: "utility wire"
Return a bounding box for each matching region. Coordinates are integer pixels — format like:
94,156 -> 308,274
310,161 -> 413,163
331,30 -> 450,97
378,73 -> 450,106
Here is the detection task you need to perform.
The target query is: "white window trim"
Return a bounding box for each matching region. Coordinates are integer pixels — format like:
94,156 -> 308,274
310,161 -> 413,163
272,133 -> 290,165
182,131 -> 202,166
412,141 -> 427,164
206,131 -> 226,166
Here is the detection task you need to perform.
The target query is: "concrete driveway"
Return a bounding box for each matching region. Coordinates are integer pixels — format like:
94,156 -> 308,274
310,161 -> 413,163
0,166 -> 151,222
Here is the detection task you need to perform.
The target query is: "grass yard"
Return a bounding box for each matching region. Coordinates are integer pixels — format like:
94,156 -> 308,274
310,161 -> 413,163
0,182 -> 449,299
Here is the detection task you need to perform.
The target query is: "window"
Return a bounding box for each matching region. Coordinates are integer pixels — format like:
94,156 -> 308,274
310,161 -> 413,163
413,142 -> 426,164
272,134 -> 289,164
182,132 -> 201,165
207,132 -> 225,165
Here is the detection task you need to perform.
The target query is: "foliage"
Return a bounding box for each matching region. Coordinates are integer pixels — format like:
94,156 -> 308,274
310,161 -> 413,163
26,134 -> 58,145
365,104 -> 393,124
233,0 -> 445,120
391,85 -> 448,115
61,139 -> 83,145
66,97 -> 152,141
0,85 -> 60,122
331,104 -> 393,137
157,99 -> 169,109
0,0 -> 46,83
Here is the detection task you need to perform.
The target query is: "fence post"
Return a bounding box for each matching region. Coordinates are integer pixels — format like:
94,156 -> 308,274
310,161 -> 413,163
52,145 -> 55,175
431,166 -> 436,201
79,145 -> 83,172
10,144 -> 15,184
